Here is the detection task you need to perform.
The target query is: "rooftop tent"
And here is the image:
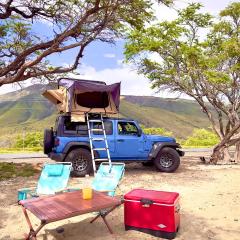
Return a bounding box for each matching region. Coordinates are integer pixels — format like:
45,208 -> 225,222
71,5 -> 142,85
42,78 -> 121,121
42,87 -> 67,113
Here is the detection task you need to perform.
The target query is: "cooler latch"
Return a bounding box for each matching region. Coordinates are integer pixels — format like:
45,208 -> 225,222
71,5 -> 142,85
140,198 -> 154,207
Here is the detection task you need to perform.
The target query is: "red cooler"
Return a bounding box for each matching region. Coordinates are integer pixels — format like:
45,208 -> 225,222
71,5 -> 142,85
124,189 -> 180,239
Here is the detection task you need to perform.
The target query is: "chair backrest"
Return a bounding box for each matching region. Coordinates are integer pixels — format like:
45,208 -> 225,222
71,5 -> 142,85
36,162 -> 72,195
92,162 -> 125,196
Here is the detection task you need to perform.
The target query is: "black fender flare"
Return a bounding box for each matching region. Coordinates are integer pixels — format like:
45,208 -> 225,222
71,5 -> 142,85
148,142 -> 184,160
63,142 -> 90,155
62,142 -> 100,160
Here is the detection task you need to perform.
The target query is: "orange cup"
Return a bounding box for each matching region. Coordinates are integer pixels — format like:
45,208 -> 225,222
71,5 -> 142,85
82,188 -> 93,200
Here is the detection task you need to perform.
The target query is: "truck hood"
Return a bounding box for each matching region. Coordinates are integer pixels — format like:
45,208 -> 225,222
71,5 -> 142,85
146,135 -> 176,143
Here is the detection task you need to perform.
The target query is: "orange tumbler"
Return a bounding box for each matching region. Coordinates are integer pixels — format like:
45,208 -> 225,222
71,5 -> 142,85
82,188 -> 93,200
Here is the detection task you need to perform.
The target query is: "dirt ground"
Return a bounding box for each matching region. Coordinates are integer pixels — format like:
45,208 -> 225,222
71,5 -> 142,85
0,155 -> 240,240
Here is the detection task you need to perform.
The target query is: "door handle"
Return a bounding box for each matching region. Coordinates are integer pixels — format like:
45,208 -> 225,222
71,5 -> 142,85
117,139 -> 124,142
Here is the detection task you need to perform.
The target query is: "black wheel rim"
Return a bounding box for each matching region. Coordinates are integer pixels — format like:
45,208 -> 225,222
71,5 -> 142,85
72,155 -> 88,172
159,153 -> 174,168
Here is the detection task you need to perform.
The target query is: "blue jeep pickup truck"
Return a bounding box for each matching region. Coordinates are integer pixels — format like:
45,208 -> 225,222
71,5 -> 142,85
44,114 -> 184,177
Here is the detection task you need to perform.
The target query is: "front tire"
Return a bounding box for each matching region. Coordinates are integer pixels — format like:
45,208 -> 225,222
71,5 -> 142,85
154,147 -> 180,173
65,148 -> 93,177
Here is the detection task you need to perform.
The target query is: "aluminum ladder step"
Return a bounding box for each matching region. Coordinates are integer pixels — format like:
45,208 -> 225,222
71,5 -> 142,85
93,148 -> 108,151
90,129 -> 103,132
91,137 -> 105,141
94,158 -> 109,161
88,119 -> 102,122
86,113 -> 112,175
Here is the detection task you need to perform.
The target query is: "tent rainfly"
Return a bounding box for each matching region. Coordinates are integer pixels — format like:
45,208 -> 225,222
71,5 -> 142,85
42,78 -> 121,121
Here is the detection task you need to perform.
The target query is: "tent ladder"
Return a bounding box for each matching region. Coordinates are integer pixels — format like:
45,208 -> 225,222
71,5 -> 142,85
86,113 -> 112,175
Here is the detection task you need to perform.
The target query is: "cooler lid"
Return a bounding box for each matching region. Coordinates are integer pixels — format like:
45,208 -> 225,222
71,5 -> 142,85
124,189 -> 179,205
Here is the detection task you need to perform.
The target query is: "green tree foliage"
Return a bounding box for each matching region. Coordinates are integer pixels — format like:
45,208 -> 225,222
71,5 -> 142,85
0,0 -> 172,86
125,2 -> 240,163
183,129 -> 219,147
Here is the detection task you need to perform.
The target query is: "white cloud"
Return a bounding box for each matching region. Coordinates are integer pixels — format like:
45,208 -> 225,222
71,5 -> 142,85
0,83 -> 20,95
68,64 -> 191,99
153,0 -> 231,24
117,59 -> 124,66
0,80 -> 33,95
0,64 -> 191,99
103,53 -> 116,58
67,64 -> 154,96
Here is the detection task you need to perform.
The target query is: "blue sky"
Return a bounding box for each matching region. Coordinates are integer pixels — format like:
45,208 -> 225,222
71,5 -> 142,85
0,0 -> 233,96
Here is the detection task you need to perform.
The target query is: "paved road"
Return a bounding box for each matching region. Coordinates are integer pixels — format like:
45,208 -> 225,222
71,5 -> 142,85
0,152 -> 51,164
0,148 -> 212,159
0,152 -> 46,159
0,148 -> 212,163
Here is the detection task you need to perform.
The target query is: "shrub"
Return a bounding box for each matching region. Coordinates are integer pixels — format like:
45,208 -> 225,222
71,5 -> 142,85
143,127 -> 173,137
0,162 -> 39,181
14,132 -> 43,149
183,129 -> 219,147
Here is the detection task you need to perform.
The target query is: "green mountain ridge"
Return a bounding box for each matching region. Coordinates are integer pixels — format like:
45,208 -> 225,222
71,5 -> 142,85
0,84 -> 210,140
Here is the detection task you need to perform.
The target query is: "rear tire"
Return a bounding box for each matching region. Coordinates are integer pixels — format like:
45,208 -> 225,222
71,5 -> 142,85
65,148 -> 93,177
154,147 -> 180,173
43,129 -> 54,154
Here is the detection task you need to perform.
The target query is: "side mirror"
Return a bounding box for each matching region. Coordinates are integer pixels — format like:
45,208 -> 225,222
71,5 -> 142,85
137,129 -> 142,137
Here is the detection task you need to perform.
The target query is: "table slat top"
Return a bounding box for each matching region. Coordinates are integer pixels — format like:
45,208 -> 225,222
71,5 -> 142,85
20,190 -> 121,223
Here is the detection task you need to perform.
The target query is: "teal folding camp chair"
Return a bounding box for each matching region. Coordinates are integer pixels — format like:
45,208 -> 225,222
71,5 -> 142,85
90,162 -> 125,232
92,162 -> 125,196
17,162 -> 72,201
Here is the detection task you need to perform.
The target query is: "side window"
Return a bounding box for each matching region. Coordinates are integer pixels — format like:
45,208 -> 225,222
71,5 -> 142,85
63,117 -> 88,136
118,122 -> 139,135
93,121 -> 113,135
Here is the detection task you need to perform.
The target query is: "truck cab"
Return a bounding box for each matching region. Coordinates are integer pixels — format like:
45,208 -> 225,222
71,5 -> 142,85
44,115 -> 184,177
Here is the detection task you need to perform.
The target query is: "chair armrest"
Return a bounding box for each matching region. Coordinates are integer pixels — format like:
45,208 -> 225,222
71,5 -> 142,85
55,187 -> 80,194
18,187 -> 36,192
64,187 -> 81,192
96,189 -> 115,193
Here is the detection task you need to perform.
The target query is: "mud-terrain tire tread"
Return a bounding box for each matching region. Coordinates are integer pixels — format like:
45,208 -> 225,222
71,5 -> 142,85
154,147 -> 180,173
65,148 -> 93,177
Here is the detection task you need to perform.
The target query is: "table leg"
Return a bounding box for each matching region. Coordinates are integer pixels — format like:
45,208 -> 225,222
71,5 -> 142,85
21,206 -> 46,239
90,204 -> 121,234
101,215 -> 113,234
90,213 -> 100,223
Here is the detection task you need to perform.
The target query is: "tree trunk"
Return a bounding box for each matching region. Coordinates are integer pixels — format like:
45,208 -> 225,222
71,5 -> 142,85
210,144 -> 232,164
234,142 -> 240,163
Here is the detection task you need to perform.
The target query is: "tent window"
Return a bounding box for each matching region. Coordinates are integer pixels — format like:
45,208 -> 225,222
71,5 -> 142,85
75,91 -> 109,108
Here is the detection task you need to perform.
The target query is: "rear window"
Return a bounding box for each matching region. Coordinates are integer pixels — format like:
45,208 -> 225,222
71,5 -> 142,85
93,121 -> 113,135
63,117 -> 88,136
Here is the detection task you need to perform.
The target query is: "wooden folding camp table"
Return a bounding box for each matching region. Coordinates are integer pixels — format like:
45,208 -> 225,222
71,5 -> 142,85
19,190 -> 122,240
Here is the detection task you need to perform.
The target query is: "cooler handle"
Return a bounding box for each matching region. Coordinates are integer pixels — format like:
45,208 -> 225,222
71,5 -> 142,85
175,204 -> 180,213
140,198 -> 154,207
